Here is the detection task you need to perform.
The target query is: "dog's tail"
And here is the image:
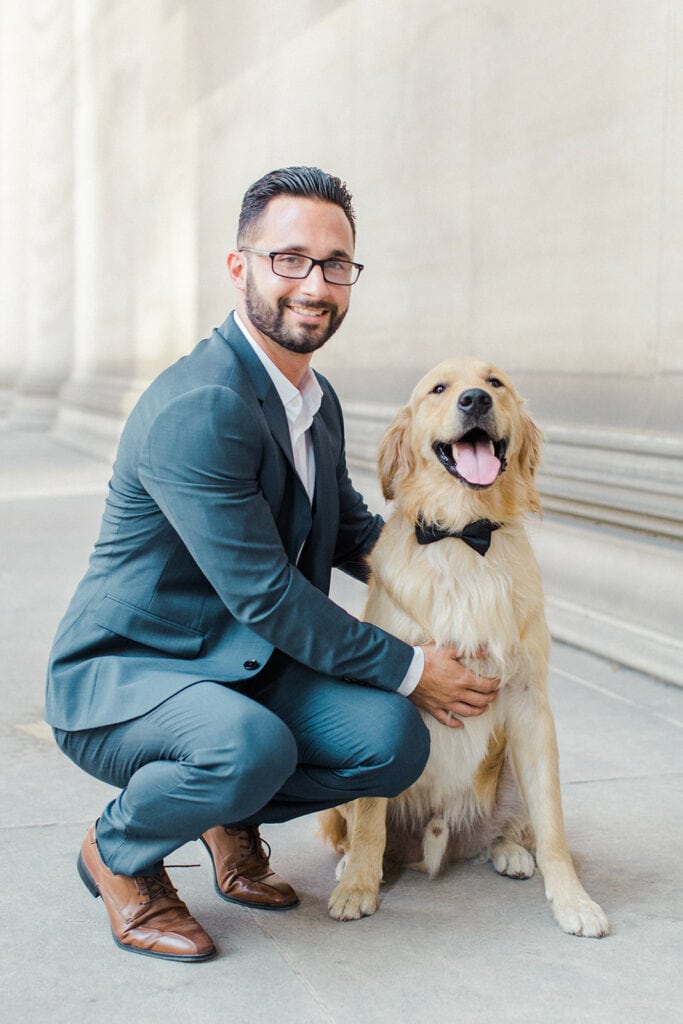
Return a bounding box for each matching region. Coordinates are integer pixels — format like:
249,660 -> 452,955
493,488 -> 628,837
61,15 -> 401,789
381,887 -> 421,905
406,816 -> 450,877
318,808 -> 348,854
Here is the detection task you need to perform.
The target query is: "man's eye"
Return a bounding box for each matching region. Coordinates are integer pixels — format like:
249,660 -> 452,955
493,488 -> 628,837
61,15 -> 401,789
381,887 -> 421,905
325,260 -> 345,272
277,254 -> 306,266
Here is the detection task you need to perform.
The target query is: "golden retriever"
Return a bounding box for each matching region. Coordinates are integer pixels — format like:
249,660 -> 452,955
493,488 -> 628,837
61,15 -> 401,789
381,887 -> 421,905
319,358 -> 609,938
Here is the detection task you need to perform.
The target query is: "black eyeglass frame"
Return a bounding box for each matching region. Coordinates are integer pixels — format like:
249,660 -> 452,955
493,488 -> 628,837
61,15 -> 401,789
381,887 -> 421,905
238,247 -> 364,286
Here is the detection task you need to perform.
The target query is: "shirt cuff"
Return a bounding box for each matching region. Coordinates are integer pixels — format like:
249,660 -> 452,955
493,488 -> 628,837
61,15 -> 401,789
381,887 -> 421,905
396,646 -> 423,697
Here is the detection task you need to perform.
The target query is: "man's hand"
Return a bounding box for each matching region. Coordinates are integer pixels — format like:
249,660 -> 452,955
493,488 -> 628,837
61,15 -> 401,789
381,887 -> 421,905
410,645 -> 499,729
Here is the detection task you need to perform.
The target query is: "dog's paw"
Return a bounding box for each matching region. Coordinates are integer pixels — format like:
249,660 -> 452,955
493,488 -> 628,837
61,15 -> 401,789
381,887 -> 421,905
552,895 -> 610,938
491,841 -> 536,879
328,882 -> 380,921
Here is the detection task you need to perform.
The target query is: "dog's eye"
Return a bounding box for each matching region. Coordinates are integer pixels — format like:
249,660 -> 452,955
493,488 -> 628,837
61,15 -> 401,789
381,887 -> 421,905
430,383 -> 448,395
487,377 -> 504,389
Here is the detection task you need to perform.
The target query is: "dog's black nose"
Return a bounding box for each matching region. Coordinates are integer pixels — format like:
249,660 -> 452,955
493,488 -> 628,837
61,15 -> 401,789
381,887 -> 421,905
457,388 -> 493,417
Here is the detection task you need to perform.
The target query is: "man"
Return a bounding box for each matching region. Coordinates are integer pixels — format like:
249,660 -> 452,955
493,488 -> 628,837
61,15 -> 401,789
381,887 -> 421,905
46,167 -> 498,962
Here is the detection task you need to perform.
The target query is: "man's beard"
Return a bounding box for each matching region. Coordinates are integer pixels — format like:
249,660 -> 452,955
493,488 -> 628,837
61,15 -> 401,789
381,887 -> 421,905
244,288 -> 347,355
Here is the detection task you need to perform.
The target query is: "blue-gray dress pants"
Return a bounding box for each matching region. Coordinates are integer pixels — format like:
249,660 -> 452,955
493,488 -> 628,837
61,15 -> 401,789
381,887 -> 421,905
54,654 -> 430,877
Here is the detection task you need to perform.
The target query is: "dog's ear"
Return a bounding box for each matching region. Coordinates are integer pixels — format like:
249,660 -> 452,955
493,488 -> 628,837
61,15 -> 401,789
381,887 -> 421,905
516,406 -> 543,514
378,406 -> 414,501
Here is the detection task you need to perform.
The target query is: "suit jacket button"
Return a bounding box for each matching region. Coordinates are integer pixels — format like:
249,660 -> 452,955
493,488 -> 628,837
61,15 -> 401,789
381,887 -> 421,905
243,659 -> 260,671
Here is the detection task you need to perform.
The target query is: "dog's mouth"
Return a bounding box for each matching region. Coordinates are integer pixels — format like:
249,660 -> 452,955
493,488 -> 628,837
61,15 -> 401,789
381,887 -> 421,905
433,429 -> 508,488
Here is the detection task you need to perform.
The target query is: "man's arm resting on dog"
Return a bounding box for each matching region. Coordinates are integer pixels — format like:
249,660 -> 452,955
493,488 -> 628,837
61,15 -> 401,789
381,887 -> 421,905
409,645 -> 499,729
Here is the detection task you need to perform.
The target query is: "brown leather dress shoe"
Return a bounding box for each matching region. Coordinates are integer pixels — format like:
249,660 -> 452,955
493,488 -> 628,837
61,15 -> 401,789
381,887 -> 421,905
77,823 -> 216,961
201,826 -> 299,910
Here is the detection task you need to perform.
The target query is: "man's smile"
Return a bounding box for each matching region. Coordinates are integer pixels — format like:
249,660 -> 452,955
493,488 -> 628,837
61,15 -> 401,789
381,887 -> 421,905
244,282 -> 346,354
287,302 -> 329,321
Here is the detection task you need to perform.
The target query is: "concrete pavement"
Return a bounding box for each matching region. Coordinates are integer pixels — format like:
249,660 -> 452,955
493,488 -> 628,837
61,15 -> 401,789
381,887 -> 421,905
1,429 -> 681,1023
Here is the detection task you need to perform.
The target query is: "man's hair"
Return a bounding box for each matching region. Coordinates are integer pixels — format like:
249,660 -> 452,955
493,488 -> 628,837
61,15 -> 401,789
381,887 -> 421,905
237,166 -> 356,245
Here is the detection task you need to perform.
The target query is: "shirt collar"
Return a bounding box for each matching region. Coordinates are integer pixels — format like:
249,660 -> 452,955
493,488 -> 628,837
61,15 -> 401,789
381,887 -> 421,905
233,311 -> 322,428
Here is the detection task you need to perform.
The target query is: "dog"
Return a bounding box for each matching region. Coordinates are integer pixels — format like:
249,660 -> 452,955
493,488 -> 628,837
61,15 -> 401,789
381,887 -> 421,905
319,358 -> 609,938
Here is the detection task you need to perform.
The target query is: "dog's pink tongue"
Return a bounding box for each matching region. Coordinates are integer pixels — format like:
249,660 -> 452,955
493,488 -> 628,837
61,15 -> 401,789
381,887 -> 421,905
454,440 -> 501,485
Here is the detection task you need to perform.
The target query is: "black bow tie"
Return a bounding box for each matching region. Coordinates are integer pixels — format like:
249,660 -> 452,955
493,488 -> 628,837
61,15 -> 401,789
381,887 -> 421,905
415,518 -> 501,556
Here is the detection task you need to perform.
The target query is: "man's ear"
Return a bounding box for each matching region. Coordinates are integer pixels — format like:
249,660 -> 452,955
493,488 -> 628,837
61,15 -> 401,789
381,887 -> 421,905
227,250 -> 247,292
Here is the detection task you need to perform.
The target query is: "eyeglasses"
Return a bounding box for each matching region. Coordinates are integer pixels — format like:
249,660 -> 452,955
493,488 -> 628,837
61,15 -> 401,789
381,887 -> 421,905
238,248 -> 364,286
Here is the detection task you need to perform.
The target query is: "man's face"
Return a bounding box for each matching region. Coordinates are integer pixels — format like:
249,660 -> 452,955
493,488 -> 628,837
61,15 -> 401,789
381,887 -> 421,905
239,196 -> 355,355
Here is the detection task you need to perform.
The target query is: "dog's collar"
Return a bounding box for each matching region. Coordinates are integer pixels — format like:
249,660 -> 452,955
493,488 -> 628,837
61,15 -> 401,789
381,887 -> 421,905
415,518 -> 502,556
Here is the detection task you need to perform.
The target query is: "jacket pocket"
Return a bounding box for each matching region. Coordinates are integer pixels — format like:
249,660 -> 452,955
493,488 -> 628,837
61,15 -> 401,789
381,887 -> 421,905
94,594 -> 205,657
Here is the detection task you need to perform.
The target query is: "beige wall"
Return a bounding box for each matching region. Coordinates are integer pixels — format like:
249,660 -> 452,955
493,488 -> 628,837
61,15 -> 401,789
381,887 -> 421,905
1,0 -> 681,683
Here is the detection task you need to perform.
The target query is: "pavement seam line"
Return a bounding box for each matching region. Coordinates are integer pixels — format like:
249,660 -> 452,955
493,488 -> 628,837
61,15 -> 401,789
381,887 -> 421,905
566,771 -> 682,786
248,911 -> 337,1024
553,666 -> 683,728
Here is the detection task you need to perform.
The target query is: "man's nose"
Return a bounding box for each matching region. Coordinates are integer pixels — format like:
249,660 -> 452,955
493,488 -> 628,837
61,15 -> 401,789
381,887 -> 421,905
299,263 -> 329,296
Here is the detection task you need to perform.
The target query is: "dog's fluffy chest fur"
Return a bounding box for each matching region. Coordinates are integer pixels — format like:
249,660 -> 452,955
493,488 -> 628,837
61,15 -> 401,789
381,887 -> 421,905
366,515 -> 544,669
365,514 -> 547,866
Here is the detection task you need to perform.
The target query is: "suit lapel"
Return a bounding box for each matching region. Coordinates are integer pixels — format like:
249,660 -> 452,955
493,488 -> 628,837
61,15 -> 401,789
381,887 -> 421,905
218,315 -> 312,558
218,315 -> 297,471
216,313 -> 343,587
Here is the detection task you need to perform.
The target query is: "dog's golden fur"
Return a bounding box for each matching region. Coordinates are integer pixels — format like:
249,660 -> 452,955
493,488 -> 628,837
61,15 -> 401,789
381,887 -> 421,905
319,358 -> 608,937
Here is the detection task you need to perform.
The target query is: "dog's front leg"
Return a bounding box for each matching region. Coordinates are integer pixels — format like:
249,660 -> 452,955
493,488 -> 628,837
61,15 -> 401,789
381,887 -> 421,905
508,694 -> 609,937
327,797 -> 388,921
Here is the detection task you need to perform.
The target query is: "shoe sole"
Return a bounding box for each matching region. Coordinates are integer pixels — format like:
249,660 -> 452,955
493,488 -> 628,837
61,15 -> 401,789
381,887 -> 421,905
199,836 -> 300,911
77,850 -> 217,962
77,850 -> 100,898
111,935 -> 217,962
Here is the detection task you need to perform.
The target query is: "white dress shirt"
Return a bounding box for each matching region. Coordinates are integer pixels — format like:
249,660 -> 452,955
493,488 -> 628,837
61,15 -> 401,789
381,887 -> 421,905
233,312 -> 422,696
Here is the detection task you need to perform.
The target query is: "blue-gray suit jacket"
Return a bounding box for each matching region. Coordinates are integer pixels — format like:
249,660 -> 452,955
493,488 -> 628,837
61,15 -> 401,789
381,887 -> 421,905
45,314 -> 413,731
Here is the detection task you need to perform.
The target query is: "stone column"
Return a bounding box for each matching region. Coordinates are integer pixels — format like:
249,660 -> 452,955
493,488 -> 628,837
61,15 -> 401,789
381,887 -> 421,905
0,0 -> 30,416
54,0 -> 159,459
7,0 -> 74,429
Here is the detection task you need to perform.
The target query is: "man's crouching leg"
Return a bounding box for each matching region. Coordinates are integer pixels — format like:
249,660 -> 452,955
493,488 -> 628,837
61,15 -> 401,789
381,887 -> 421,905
55,681 -> 300,959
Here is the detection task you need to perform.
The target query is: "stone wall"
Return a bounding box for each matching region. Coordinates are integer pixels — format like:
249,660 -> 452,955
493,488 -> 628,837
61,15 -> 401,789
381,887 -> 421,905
1,0 -> 681,683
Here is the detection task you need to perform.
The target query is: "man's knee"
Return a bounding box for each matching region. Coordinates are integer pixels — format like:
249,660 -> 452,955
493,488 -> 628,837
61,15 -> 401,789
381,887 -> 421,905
368,696 -> 430,797
197,709 -> 298,809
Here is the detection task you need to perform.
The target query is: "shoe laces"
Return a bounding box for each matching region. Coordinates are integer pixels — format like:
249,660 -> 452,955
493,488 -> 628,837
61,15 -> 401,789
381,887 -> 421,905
224,826 -> 271,863
135,872 -> 177,906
